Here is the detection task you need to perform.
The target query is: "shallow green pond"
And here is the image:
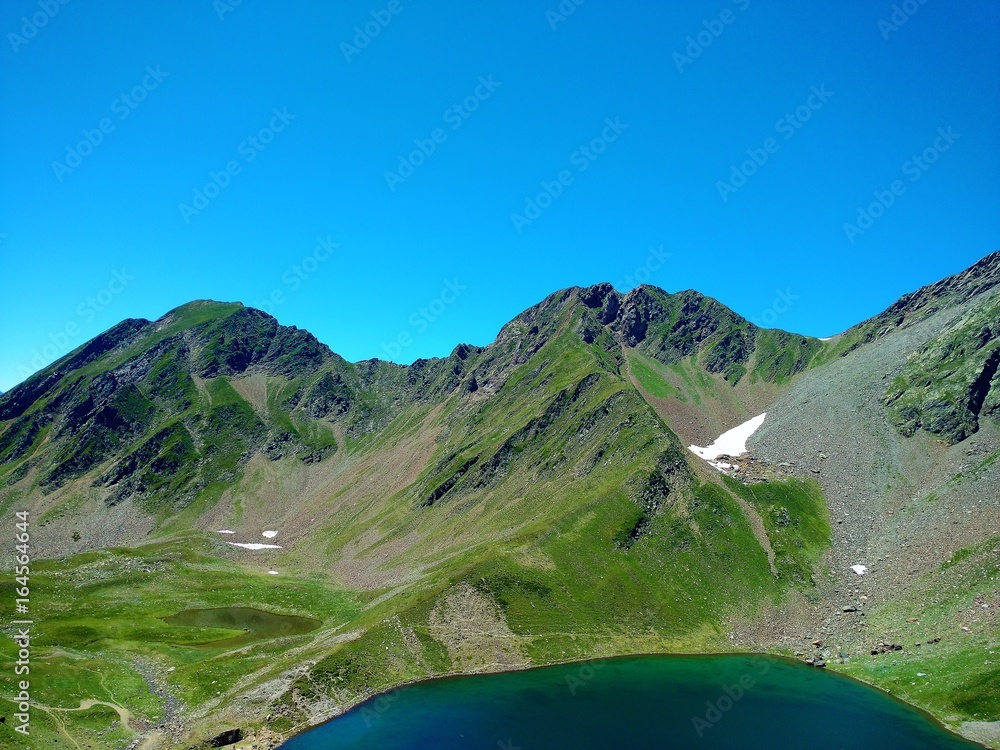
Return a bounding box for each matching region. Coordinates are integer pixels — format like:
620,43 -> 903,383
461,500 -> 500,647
161,606 -> 320,648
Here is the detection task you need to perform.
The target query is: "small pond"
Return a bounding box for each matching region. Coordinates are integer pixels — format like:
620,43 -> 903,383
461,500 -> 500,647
161,606 -> 320,648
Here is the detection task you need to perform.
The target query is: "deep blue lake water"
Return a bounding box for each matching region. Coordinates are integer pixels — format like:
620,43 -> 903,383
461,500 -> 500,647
278,655 -> 982,750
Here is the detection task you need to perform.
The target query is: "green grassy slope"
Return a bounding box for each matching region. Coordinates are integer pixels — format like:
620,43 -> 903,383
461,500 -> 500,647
885,294 -> 1000,444
837,535 -> 999,728
0,262 -> 997,748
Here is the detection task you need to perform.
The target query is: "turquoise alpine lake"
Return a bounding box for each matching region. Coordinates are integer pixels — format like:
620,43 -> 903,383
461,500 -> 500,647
277,655 -> 982,749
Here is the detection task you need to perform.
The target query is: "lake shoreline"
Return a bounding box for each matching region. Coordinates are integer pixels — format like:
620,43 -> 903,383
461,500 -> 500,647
263,650 -> 993,750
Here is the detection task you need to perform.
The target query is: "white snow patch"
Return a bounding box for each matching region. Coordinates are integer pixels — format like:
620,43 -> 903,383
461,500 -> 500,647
689,413 -> 767,464
227,542 -> 283,550
851,564 -> 868,576
267,570 -> 280,575
819,336 -> 835,342
216,530 -> 236,534
262,530 -> 278,539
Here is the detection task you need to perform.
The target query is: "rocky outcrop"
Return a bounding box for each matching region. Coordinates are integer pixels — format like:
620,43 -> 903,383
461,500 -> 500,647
420,455 -> 480,507
207,728 -> 243,747
619,445 -> 694,549
848,250 -> 1000,347
471,374 -> 601,489
885,294 -> 1000,443
193,307 -> 332,378
0,318 -> 148,421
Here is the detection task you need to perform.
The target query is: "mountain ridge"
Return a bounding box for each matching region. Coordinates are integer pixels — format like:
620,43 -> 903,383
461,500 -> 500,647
0,251 -> 997,750
8,248 -> 998,404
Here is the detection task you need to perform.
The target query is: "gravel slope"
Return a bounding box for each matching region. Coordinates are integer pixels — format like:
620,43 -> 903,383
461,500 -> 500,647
749,288 -> 1000,643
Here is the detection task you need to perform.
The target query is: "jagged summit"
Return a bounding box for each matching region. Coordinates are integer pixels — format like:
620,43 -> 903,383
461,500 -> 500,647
5,251 -> 999,498
847,250 -> 1000,345
0,250 -> 998,748
493,280 -> 826,388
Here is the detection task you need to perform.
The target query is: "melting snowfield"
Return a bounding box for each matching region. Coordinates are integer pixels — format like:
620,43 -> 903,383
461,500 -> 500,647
227,542 -> 283,550
689,413 -> 767,469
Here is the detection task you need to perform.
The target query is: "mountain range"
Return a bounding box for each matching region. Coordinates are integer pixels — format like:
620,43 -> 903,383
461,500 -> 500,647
1,252 -> 998,749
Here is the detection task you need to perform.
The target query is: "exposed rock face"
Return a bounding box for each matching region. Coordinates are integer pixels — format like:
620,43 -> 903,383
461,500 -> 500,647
486,281 -> 817,389
0,318 -> 148,421
7,253 -> 997,534
848,250 -> 1000,347
884,293 -> 1000,443
303,371 -> 353,417
619,446 -> 693,549
0,301 -> 492,513
207,727 -> 243,747
577,281 -> 616,311
2,252 -> 999,749
427,583 -> 527,671
0,303 -> 345,511
613,286 -> 658,347
4,253 -> 999,528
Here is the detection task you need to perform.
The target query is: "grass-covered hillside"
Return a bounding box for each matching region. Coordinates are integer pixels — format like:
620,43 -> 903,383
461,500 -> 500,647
0,253 -> 997,749
885,293 -> 1000,444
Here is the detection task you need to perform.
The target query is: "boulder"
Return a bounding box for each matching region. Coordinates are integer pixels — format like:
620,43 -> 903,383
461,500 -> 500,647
208,729 -> 244,748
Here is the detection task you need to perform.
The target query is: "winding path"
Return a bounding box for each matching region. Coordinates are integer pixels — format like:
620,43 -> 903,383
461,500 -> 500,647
32,697 -> 134,750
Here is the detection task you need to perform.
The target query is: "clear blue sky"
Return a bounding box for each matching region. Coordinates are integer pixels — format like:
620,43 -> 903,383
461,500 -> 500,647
1,0 -> 998,390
